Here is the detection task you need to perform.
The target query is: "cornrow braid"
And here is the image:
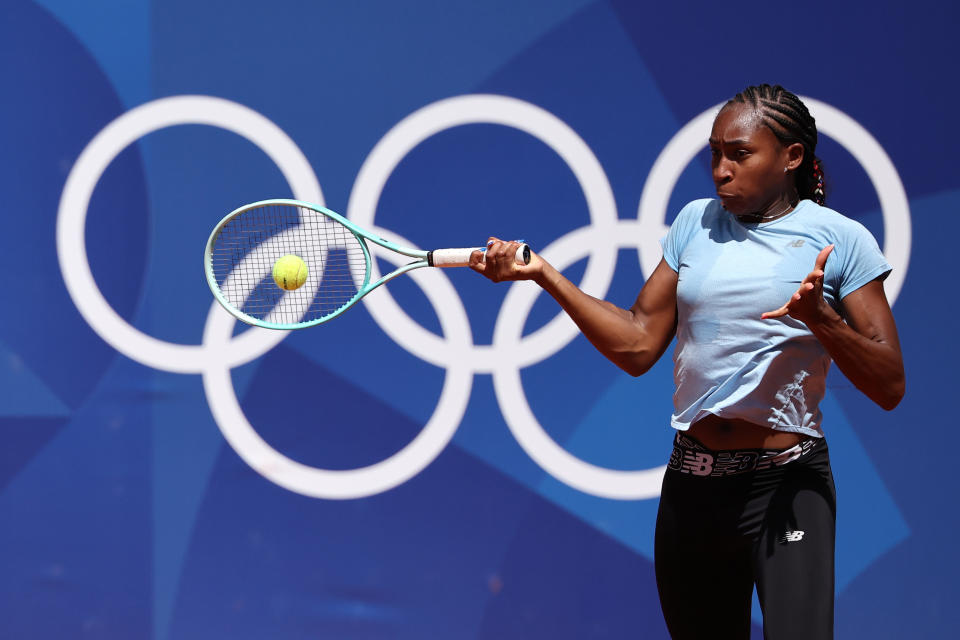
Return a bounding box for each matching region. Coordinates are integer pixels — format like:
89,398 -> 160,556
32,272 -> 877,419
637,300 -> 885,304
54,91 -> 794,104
727,84 -> 826,206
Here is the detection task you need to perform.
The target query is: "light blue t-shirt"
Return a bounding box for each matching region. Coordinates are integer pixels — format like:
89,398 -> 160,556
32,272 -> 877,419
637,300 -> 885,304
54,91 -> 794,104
661,198 -> 891,438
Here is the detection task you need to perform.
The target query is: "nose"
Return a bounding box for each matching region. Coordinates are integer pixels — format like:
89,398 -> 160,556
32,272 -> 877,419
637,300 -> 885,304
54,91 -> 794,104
713,156 -> 733,185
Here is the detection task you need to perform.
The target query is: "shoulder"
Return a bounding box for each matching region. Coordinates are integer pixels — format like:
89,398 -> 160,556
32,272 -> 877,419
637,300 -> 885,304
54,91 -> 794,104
678,198 -> 721,218
672,198 -> 723,228
797,200 -> 875,240
796,201 -> 890,294
662,199 -> 724,269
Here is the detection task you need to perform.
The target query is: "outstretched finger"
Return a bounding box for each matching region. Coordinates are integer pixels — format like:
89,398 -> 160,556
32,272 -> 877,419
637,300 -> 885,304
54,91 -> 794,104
814,244 -> 835,272
761,304 -> 790,319
762,286 -> 806,318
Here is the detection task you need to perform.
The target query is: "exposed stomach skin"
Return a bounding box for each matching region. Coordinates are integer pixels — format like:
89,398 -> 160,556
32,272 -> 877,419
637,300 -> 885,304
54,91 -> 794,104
686,413 -> 810,450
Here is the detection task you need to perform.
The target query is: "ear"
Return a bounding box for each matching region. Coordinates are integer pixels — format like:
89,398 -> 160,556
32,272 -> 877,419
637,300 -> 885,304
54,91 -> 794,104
784,142 -> 805,172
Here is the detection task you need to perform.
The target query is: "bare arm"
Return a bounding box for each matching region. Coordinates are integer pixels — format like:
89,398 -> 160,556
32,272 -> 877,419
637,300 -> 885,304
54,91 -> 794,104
762,245 -> 905,410
471,239 -> 678,376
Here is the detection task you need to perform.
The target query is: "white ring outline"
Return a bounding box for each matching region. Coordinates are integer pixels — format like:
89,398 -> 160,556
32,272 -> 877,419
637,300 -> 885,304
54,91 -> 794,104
200,242 -> 474,499
56,95 -> 323,373
347,94 -> 620,371
492,222 -> 668,499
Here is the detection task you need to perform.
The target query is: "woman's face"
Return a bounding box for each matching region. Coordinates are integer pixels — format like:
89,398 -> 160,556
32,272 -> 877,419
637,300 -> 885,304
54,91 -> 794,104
709,103 -> 799,216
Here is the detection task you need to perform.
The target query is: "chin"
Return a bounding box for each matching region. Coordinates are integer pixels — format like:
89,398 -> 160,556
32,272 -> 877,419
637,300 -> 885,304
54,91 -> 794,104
718,197 -> 746,214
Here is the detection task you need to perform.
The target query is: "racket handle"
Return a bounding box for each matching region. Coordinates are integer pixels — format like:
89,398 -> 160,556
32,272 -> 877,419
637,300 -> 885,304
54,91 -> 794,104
428,243 -> 530,268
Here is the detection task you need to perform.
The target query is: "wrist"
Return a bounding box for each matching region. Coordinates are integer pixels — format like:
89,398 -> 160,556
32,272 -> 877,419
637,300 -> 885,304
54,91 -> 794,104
806,301 -> 843,332
532,258 -> 559,290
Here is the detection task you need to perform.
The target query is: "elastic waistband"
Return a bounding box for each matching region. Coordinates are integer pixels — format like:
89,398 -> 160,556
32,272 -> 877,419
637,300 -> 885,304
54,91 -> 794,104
667,432 -> 822,478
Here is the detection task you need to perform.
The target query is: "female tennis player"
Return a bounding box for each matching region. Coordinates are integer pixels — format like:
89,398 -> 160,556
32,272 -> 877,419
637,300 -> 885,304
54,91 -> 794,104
471,84 -> 904,640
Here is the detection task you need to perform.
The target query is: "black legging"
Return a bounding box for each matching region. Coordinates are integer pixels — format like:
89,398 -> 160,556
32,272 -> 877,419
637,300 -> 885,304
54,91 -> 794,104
654,435 -> 836,639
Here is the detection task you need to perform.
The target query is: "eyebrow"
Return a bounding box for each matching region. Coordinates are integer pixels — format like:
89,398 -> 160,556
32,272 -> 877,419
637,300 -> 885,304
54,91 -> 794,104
709,138 -> 752,146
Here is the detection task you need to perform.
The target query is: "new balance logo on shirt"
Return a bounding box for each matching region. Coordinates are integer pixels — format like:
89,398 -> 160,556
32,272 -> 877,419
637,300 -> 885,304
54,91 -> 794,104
787,239 -> 805,247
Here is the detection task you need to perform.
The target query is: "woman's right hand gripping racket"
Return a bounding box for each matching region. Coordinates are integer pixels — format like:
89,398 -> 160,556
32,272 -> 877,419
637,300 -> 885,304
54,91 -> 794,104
204,199 -> 530,330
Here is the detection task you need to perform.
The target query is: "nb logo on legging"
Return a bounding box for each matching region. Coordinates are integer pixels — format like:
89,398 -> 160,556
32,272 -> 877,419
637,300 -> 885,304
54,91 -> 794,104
780,530 -> 806,543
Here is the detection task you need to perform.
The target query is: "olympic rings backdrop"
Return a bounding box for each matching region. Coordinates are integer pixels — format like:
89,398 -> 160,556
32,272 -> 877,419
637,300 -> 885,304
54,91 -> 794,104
1,0 -> 956,638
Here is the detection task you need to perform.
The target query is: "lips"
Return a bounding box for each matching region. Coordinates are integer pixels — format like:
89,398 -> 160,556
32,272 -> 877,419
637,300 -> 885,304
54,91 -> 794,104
716,192 -> 744,213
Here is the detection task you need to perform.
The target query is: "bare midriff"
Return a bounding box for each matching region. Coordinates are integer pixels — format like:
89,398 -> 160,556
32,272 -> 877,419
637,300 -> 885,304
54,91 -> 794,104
686,414 -> 810,450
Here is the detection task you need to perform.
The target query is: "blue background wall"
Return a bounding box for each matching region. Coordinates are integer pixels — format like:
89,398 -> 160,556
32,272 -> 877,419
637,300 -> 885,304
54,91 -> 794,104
1,0 -> 956,637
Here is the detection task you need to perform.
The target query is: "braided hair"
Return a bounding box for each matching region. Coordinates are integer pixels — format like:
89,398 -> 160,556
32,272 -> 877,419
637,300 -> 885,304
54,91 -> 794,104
726,84 -> 826,205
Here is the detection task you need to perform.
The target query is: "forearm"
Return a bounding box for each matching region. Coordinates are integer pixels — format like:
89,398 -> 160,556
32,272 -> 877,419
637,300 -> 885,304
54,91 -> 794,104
474,241 -> 677,374
809,308 -> 905,410
534,261 -> 667,375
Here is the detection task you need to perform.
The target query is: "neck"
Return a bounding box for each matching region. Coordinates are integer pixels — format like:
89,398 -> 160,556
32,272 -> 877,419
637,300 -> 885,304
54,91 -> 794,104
736,194 -> 799,223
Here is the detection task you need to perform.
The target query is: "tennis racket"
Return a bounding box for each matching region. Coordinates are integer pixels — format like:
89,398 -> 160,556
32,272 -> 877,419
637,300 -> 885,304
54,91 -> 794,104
204,198 -> 530,330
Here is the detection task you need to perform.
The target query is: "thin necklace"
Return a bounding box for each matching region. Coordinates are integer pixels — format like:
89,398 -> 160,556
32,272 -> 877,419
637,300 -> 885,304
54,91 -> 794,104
736,198 -> 798,224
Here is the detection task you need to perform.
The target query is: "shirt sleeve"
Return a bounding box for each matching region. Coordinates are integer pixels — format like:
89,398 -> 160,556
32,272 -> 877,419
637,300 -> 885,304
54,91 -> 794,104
833,219 -> 892,300
660,199 -> 707,272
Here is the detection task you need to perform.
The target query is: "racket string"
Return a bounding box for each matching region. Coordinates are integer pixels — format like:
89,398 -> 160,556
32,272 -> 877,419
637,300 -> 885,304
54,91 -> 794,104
210,203 -> 368,325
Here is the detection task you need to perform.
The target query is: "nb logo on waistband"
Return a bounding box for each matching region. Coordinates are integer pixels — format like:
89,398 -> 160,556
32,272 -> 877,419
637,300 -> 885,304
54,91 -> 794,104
681,452 -> 714,476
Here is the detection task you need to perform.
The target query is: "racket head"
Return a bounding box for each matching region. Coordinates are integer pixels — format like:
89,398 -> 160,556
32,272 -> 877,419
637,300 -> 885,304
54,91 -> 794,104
204,199 -> 373,329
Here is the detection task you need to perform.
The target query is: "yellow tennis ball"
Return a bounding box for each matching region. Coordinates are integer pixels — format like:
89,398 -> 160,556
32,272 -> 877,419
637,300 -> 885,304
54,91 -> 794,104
272,254 -> 308,291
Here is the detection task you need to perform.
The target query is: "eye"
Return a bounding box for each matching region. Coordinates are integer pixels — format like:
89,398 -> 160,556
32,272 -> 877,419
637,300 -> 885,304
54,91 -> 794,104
736,149 -> 751,158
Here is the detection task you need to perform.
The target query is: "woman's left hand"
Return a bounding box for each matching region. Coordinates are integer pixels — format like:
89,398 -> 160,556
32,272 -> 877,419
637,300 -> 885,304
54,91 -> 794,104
761,244 -> 837,326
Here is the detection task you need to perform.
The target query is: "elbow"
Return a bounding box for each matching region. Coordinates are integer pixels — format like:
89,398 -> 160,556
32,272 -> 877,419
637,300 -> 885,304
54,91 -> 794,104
615,351 -> 657,377
877,395 -> 902,411
876,375 -> 905,411
604,330 -> 670,377
623,361 -> 654,377
621,364 -> 647,378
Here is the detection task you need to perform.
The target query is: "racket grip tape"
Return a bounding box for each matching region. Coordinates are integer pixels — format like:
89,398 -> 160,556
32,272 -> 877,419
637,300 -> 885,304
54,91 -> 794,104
428,243 -> 530,268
